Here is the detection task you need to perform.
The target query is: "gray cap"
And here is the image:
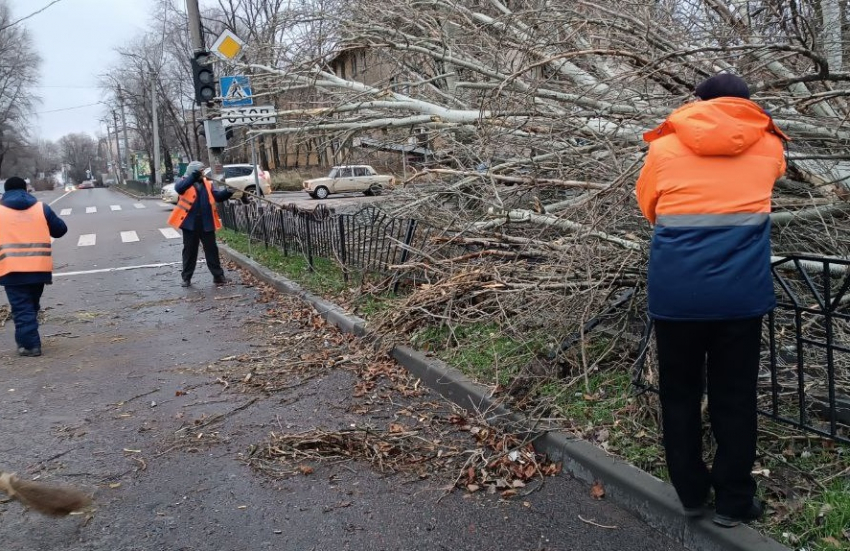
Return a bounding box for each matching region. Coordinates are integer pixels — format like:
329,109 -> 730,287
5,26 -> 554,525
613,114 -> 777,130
186,161 -> 205,176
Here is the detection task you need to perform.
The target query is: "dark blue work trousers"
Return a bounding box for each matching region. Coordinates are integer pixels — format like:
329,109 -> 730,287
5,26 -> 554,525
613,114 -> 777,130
4,283 -> 45,349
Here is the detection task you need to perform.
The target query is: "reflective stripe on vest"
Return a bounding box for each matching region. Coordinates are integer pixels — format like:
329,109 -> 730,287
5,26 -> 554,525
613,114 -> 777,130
0,202 -> 52,277
167,178 -> 222,231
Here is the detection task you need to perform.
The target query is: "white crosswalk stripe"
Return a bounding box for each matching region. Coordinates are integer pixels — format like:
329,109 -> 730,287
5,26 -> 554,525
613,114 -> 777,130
60,208 -> 72,216
69,228 -> 189,247
120,231 -> 140,243
133,203 -> 146,209
110,205 -> 122,211
86,206 -> 97,214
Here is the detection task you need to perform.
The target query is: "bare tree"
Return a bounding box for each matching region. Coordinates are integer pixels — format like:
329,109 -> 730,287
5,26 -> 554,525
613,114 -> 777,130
210,0 -> 850,355
58,133 -> 97,183
0,0 -> 40,177
101,0 -> 850,344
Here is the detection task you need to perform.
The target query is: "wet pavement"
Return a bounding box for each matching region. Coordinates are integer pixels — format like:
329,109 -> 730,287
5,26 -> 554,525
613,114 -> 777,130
0,188 -> 686,550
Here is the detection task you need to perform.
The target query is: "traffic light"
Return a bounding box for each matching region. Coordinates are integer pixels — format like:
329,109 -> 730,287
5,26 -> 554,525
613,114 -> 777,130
191,51 -> 216,105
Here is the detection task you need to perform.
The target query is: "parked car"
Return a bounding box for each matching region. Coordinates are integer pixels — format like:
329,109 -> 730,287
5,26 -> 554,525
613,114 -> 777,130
161,183 -> 178,204
77,181 -> 95,189
303,165 -> 395,199
202,164 -> 272,199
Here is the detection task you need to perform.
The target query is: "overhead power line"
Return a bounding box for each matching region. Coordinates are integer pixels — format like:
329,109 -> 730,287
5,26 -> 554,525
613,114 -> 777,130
0,0 -> 69,32
35,101 -> 104,115
34,85 -> 101,89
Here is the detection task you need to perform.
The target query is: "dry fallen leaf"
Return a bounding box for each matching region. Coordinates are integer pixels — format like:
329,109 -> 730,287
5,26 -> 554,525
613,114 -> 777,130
590,480 -> 605,499
500,489 -> 518,499
389,423 -> 405,433
298,465 -> 314,475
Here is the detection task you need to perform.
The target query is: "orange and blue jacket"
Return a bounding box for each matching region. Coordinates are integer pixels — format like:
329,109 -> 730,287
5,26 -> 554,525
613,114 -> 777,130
636,97 -> 787,320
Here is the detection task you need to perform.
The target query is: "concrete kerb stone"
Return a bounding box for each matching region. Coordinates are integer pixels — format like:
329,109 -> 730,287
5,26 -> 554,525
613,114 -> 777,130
219,243 -> 791,551
112,185 -> 159,200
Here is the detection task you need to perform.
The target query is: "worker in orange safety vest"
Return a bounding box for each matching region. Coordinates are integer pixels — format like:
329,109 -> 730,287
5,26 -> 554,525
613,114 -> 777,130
0,177 -> 68,356
636,74 -> 787,528
168,161 -> 232,287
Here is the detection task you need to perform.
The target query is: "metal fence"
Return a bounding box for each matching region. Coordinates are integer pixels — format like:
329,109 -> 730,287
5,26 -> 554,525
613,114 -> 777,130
219,200 -> 433,289
222,198 -> 849,443
633,254 -> 850,444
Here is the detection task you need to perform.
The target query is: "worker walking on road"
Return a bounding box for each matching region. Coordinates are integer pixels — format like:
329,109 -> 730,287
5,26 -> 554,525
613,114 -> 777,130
636,74 -> 787,527
168,161 -> 233,287
0,177 -> 68,357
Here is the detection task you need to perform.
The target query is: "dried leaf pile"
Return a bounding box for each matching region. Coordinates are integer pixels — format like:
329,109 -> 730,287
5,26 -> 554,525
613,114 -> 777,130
202,274 -> 562,496
248,416 -> 562,499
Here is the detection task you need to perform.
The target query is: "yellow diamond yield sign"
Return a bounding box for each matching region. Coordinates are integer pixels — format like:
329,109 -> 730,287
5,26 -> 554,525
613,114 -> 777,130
211,29 -> 245,61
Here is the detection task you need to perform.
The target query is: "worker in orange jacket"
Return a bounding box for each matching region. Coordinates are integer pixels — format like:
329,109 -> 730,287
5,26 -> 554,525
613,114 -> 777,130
636,74 -> 787,527
168,161 -> 233,287
0,177 -> 68,356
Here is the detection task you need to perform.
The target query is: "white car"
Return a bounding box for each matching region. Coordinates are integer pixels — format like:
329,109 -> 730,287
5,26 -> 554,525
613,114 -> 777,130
203,164 -> 272,198
161,183 -> 179,204
303,165 -> 395,199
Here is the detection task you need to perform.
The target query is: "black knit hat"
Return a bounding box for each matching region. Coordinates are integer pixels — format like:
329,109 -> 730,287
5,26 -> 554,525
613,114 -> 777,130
695,73 -> 750,101
3,177 -> 27,192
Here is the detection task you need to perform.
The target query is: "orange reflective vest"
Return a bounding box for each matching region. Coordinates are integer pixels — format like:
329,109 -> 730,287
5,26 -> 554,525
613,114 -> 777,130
167,178 -> 222,231
0,203 -> 52,277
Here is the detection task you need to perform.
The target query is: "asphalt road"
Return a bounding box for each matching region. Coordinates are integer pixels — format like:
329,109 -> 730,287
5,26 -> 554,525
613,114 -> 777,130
0,187 -> 686,551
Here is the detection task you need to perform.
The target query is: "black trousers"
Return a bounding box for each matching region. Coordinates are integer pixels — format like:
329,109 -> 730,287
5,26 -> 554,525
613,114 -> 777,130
181,228 -> 225,282
654,317 -> 762,516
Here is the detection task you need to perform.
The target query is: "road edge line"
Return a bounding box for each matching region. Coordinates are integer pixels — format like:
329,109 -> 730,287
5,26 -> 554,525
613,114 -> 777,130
220,243 -> 791,551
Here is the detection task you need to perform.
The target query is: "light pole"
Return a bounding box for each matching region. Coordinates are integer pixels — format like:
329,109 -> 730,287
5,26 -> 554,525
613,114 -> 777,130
151,71 -> 161,193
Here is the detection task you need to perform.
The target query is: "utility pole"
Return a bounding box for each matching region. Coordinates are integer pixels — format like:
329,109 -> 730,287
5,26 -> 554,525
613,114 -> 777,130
186,0 -> 227,188
103,121 -> 116,182
151,73 -> 161,190
112,111 -> 124,185
118,85 -> 131,182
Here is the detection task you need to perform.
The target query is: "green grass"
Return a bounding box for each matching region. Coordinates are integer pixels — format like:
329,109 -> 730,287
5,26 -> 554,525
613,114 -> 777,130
411,323 -> 546,387
777,478 -> 850,550
537,370 -> 668,478
350,292 -> 396,317
219,229 -> 347,295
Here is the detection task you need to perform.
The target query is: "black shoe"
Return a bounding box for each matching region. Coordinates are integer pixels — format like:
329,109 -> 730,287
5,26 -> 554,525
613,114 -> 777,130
683,505 -> 704,518
713,498 -> 764,528
181,279 -> 191,287
213,277 -> 228,286
682,491 -> 711,518
18,347 -> 42,357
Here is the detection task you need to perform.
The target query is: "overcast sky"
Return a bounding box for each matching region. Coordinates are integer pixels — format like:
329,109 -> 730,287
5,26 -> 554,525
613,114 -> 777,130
10,0 -> 161,141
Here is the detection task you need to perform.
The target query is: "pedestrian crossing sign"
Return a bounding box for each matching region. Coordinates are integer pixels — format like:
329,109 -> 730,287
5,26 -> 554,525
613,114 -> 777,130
221,76 -> 253,107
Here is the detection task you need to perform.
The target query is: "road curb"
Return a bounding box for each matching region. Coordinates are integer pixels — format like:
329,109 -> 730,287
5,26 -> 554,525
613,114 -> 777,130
219,243 -> 791,551
112,186 -> 159,200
